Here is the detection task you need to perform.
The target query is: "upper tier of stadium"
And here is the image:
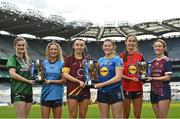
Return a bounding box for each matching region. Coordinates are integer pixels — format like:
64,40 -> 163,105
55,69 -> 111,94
1,1 -> 180,40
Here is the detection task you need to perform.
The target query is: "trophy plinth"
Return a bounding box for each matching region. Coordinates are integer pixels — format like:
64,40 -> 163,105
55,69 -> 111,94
85,79 -> 94,88
83,59 -> 98,88
137,61 -> 151,81
31,59 -> 45,84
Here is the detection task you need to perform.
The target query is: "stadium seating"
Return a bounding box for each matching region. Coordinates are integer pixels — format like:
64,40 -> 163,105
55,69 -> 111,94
1,34 -> 180,82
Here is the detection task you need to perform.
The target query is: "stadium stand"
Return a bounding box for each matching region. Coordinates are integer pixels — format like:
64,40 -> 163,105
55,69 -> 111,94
0,1 -> 180,103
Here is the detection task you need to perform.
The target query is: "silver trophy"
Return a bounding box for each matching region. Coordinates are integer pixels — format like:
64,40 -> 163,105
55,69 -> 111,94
137,61 -> 152,81
83,59 -> 98,88
31,59 -> 45,84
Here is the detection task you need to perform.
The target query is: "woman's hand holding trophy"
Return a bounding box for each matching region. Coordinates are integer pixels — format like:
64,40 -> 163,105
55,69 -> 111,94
137,61 -> 152,82
83,59 -> 99,88
30,59 -> 45,84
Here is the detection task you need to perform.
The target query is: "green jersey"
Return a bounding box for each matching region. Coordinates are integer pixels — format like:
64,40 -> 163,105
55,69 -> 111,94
6,55 -> 32,95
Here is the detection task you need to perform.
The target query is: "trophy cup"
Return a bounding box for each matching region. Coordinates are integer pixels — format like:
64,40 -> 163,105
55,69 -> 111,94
137,61 -> 152,81
31,59 -> 45,84
83,59 -> 98,88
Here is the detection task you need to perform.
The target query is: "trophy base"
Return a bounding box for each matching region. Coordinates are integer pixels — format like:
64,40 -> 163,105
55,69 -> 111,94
138,75 -> 148,82
85,80 -> 95,88
35,80 -> 45,84
85,84 -> 94,88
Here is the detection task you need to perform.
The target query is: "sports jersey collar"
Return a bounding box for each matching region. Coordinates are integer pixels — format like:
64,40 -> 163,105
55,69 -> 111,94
156,56 -> 166,61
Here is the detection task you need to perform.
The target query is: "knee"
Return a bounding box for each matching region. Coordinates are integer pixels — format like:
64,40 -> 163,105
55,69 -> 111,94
79,112 -> 86,118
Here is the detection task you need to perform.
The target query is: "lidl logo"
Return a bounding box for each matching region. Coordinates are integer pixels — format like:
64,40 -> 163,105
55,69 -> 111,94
100,67 -> 108,76
128,65 -> 137,74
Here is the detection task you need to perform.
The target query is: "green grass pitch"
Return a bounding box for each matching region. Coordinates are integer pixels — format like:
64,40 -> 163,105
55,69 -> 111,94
0,102 -> 180,118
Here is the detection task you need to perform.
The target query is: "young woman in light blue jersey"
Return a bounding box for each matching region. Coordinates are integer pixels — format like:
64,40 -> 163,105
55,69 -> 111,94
40,42 -> 65,118
94,39 -> 124,118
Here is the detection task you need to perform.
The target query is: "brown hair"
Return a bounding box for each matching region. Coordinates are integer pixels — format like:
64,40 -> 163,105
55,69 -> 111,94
13,37 -> 30,64
45,41 -> 64,61
154,38 -> 168,57
103,39 -> 116,55
123,34 -> 138,61
72,38 -> 87,58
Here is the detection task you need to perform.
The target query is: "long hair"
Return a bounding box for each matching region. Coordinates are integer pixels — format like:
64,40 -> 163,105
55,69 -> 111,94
103,39 -> 117,55
72,38 -> 87,59
13,37 -> 30,64
123,34 -> 138,61
45,41 -> 64,62
154,38 -> 168,57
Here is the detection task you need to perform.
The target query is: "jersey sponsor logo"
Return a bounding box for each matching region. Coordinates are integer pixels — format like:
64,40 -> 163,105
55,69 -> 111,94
77,68 -> 84,77
128,65 -> 137,74
8,60 -> 13,65
100,67 -> 108,76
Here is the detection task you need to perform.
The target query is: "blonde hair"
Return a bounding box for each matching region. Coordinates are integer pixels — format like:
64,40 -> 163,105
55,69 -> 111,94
13,37 -> 30,64
45,41 -> 64,61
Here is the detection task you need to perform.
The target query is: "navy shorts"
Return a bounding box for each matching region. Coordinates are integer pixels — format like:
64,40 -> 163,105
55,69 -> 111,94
97,86 -> 124,104
150,91 -> 171,103
11,93 -> 33,103
41,99 -> 63,108
123,90 -> 143,99
67,95 -> 90,102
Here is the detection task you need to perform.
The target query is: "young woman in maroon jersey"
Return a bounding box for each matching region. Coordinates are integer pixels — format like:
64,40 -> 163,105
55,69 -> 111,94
62,39 -> 90,118
119,34 -> 145,118
147,38 -> 172,118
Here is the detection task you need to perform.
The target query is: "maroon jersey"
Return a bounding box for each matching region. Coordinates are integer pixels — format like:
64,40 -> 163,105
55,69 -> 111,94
64,55 -> 90,96
151,56 -> 172,96
120,51 -> 144,91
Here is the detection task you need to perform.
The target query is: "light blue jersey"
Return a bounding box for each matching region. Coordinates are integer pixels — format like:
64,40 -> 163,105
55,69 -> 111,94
41,59 -> 64,101
98,56 -> 123,92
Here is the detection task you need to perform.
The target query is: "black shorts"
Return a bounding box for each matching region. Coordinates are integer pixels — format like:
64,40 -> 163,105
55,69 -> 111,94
41,99 -> 63,108
11,93 -> 33,103
123,90 -> 143,99
150,91 -> 171,103
97,87 -> 124,104
67,95 -> 90,102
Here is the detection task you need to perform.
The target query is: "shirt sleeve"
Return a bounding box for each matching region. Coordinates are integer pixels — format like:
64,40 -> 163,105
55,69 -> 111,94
165,60 -> 172,75
62,57 -> 70,73
6,56 -> 16,68
115,56 -> 124,70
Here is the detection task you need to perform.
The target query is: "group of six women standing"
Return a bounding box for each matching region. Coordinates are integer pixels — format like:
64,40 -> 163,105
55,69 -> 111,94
6,34 -> 172,118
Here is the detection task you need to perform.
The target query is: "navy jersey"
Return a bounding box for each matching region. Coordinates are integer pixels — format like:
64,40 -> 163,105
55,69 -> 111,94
151,56 -> 172,96
98,56 -> 123,92
41,59 -> 64,101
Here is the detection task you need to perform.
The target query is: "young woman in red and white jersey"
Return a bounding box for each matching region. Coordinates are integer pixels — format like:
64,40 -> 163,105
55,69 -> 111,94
119,34 -> 145,118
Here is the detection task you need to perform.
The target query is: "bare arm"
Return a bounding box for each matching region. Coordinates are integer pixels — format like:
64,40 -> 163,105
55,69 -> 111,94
149,74 -> 171,81
9,68 -> 33,84
45,75 -> 66,84
63,72 -> 85,87
122,75 -> 139,81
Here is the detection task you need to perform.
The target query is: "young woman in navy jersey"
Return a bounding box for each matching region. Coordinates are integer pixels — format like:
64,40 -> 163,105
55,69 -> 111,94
62,39 -> 90,118
95,39 -> 124,118
40,42 -> 65,118
147,38 -> 172,118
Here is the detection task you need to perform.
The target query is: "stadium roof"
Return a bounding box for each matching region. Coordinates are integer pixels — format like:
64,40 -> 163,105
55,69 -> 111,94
1,2 -> 180,40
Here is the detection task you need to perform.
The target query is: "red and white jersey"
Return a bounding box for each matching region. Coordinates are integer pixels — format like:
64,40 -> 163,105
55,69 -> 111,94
120,51 -> 144,91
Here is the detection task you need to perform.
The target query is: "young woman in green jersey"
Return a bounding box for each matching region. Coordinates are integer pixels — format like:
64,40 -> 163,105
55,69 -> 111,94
7,37 -> 34,118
